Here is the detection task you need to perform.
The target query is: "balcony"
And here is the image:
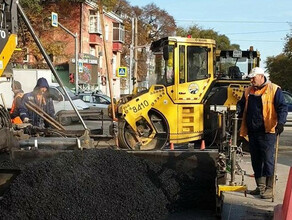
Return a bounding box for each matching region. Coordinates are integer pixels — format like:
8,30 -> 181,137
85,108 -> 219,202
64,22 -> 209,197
89,34 -> 102,45
113,42 -> 123,52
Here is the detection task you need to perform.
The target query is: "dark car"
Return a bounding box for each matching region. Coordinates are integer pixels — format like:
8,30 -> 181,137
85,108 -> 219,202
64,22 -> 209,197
283,91 -> 292,124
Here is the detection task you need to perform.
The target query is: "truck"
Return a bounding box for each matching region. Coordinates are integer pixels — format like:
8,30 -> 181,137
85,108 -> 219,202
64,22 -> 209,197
0,69 -> 53,108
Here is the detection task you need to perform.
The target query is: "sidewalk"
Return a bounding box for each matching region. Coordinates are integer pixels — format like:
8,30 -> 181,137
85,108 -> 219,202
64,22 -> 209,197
221,154 -> 291,220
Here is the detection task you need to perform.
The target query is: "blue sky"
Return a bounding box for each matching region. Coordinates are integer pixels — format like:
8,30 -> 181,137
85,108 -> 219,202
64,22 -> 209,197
127,0 -> 292,68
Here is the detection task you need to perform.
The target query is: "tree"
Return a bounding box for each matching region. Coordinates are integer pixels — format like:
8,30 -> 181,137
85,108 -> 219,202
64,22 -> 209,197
114,3 -> 176,82
176,25 -> 240,50
266,34 -> 292,92
140,3 -> 176,41
11,0 -> 74,68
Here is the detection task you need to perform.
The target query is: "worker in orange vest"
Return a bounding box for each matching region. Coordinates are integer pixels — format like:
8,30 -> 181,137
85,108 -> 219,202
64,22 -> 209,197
10,81 -> 24,124
237,67 -> 288,199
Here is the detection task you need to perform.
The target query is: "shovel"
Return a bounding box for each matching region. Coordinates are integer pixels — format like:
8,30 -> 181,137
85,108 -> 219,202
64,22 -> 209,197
272,135 -> 279,202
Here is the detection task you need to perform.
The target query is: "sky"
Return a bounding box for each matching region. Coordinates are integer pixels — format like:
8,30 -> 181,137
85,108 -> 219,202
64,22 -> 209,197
127,0 -> 292,68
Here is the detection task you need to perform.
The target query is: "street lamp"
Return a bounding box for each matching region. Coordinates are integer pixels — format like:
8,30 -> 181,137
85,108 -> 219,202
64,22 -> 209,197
50,13 -> 79,94
56,23 -> 79,95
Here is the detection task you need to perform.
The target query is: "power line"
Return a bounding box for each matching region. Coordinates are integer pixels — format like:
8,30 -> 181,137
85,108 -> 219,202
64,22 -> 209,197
226,29 -> 290,35
175,19 -> 290,24
230,39 -> 285,42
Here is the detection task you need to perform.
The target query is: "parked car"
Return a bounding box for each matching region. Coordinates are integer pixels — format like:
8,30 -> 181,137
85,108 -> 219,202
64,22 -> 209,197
48,85 -> 91,126
283,91 -> 292,125
78,92 -> 111,109
49,85 -> 89,113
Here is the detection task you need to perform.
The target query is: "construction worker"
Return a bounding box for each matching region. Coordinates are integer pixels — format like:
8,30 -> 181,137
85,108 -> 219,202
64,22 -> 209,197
10,80 -> 24,124
237,67 -> 288,199
19,77 -> 55,128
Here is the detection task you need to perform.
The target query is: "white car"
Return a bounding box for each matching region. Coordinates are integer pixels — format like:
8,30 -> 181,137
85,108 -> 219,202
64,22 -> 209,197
49,85 -> 89,114
78,92 -> 111,109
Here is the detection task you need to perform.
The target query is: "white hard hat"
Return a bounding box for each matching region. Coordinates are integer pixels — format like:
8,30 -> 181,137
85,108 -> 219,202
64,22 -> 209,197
248,67 -> 265,78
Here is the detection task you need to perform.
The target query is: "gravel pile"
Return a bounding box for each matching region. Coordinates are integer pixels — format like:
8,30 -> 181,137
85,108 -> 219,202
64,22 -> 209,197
0,149 -> 183,220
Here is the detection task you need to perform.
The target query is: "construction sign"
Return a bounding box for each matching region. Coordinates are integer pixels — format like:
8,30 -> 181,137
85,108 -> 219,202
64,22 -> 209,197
117,67 -> 127,77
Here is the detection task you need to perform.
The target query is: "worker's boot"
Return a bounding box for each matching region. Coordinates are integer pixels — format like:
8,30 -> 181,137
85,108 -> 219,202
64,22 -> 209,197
261,176 -> 274,199
250,177 -> 266,195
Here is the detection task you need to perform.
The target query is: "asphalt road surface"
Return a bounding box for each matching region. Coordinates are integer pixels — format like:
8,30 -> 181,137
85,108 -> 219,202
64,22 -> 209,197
168,126 -> 292,220
66,120 -> 292,219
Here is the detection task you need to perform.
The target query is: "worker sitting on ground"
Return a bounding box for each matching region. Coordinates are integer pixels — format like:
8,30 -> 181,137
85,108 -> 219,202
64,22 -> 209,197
10,80 -> 24,124
19,77 -> 55,128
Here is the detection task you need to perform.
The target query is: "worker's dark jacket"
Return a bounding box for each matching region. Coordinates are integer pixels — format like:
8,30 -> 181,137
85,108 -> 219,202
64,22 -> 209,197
237,81 -> 287,135
19,79 -> 55,127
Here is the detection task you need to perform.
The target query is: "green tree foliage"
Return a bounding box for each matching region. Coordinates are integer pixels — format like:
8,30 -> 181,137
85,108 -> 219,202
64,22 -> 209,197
19,0 -> 43,14
176,25 -> 240,50
266,35 -> 292,92
284,35 -> 292,58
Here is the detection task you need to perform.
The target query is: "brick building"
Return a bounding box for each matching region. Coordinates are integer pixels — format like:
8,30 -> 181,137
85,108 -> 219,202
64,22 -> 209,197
24,1 -> 125,97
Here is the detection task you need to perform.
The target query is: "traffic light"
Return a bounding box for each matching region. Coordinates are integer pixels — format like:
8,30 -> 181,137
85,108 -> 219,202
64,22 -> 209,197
69,73 -> 74,83
101,76 -> 106,86
132,77 -> 136,85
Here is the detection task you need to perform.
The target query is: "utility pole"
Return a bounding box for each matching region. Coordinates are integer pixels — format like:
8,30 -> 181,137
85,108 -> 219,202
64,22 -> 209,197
133,17 -> 138,91
129,18 -> 134,94
97,0 -> 116,120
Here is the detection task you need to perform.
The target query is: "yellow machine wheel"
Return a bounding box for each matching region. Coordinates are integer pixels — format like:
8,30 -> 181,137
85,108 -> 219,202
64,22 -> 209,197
118,110 -> 169,150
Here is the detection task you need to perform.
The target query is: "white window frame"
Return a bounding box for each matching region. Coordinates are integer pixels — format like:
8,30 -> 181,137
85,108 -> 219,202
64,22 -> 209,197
23,48 -> 29,63
89,13 -> 101,34
105,24 -> 109,41
113,23 -> 125,43
90,45 -> 96,56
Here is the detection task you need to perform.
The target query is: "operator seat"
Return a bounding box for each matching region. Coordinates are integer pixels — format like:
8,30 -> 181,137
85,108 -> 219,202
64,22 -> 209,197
228,66 -> 242,79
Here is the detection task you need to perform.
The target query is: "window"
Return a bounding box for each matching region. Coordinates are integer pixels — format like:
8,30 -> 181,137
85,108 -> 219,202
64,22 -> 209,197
23,48 -> 29,63
82,95 -> 91,103
49,88 -> 63,101
283,92 -> 292,105
113,23 -> 125,43
187,46 -> 208,82
179,45 -> 185,83
96,96 -> 110,104
105,24 -> 109,41
90,46 -> 96,56
166,46 -> 174,85
56,86 -> 76,100
153,45 -> 174,86
89,10 -> 101,34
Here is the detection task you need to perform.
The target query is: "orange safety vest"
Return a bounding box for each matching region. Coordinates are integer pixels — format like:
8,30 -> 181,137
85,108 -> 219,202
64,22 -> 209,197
240,82 -> 279,137
10,93 -> 24,124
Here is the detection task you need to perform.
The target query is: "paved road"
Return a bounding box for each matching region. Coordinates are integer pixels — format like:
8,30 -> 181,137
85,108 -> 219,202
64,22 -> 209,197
220,127 -> 291,220
168,127 -> 292,220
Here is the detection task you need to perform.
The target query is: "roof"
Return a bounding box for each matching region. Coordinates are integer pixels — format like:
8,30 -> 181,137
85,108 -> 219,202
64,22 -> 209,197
85,0 -> 123,23
151,36 -> 216,51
